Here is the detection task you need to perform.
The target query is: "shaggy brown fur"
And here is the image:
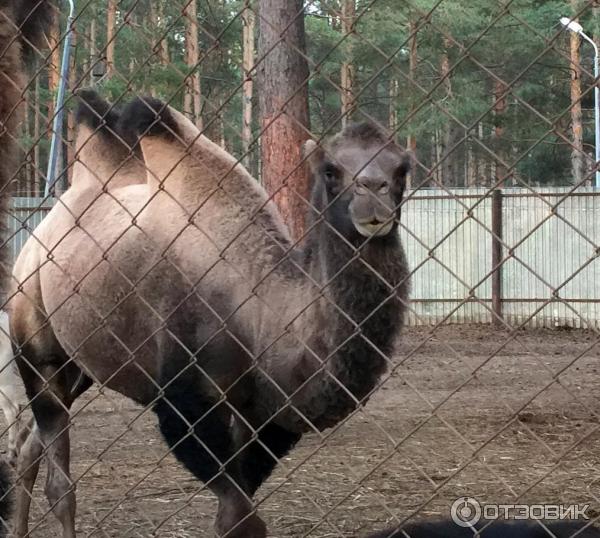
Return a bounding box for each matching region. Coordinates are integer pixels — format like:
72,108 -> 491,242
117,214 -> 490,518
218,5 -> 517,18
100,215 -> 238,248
0,0 -> 52,300
0,458 -> 12,537
10,94 -> 411,538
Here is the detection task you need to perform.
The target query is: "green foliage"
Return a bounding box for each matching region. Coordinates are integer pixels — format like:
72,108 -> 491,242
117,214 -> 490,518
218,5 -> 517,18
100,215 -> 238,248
25,0 -> 597,193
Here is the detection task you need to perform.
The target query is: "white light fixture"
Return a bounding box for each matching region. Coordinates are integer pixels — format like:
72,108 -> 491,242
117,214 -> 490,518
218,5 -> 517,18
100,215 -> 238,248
560,17 -> 583,34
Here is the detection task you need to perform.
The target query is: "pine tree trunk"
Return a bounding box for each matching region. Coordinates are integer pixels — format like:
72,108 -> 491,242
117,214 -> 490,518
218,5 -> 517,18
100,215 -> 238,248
258,0 -> 311,241
89,18 -> 96,85
242,2 -> 255,168
150,1 -> 170,65
47,13 -> 61,191
66,27 -> 78,188
406,18 -> 418,189
34,75 -> 41,196
569,7 -> 585,185
340,0 -> 355,126
440,37 -> 459,186
184,0 -> 202,128
493,79 -> 508,187
48,14 -> 61,129
106,0 -> 117,77
388,77 -> 398,134
158,2 -> 170,65
24,91 -> 31,196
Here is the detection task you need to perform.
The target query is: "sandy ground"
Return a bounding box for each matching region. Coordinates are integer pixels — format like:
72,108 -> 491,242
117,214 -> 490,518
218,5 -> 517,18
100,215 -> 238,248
4,324 -> 600,537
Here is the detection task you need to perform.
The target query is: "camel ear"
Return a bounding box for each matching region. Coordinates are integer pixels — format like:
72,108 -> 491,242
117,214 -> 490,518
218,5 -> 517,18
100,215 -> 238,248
393,152 -> 412,200
302,139 -> 325,174
397,151 -> 412,178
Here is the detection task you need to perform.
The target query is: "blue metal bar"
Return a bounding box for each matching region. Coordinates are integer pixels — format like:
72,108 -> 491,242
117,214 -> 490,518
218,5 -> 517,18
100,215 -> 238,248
44,0 -> 76,197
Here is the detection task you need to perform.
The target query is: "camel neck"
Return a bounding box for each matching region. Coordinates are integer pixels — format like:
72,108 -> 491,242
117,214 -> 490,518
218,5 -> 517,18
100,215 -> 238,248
268,218 -> 409,433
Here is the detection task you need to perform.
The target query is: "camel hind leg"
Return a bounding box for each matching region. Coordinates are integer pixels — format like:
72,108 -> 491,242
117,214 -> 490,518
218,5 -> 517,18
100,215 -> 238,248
154,371 -> 266,538
14,334 -> 85,538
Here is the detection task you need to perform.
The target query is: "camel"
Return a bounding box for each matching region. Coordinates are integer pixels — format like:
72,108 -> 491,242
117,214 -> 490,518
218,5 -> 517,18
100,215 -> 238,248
10,92 -> 411,537
0,0 -> 52,298
0,310 -> 26,466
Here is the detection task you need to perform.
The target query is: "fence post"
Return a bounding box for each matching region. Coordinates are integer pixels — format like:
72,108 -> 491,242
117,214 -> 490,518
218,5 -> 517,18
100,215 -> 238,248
491,188 -> 503,326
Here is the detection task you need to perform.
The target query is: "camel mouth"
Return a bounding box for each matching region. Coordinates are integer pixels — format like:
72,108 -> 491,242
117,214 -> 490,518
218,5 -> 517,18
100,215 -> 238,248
354,218 -> 394,238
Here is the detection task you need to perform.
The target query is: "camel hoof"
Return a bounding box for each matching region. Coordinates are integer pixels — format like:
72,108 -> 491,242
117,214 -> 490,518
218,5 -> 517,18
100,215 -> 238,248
216,507 -> 266,538
7,450 -> 17,469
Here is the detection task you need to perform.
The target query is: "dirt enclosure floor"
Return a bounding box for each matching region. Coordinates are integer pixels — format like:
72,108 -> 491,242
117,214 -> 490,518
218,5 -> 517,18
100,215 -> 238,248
7,325 -> 600,537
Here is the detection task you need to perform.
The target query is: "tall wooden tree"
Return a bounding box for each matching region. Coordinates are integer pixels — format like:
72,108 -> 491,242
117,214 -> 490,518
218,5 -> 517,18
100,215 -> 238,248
48,14 -> 61,125
406,17 -> 418,188
340,0 -> 355,126
183,0 -> 202,128
440,37 -> 461,186
492,79 -> 508,187
106,0 -> 117,77
241,1 -> 255,168
151,0 -> 170,66
258,0 -> 310,240
568,2 -> 585,185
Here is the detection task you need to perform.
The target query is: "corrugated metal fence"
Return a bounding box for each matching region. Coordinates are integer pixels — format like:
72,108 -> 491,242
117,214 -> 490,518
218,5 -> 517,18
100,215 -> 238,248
401,187 -> 600,328
8,190 -> 599,328
8,197 -> 54,262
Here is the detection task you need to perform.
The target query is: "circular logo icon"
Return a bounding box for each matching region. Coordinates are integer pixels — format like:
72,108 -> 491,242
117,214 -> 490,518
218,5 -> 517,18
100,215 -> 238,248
451,497 -> 482,527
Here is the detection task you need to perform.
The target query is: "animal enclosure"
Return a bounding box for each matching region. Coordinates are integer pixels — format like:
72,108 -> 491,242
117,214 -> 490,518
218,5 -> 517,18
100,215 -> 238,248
0,1 -> 599,538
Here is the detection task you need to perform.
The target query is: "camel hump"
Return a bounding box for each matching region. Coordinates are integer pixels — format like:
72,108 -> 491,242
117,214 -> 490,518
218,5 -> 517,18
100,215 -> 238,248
118,96 -> 181,145
13,0 -> 53,62
74,89 -> 121,135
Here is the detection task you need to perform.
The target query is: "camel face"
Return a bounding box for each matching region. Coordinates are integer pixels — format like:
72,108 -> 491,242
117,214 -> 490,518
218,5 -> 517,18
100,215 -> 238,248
304,124 -> 410,241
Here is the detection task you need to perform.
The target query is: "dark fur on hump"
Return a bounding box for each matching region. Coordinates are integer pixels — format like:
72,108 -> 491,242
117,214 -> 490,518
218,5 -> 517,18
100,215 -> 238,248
365,520 -> 600,538
0,459 -> 12,537
74,89 -> 143,159
75,89 -> 121,133
117,96 -> 181,149
14,0 -> 54,63
0,0 -> 52,304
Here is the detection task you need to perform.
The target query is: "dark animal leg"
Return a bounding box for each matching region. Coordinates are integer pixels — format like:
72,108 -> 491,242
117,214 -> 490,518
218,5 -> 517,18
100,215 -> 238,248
233,420 -> 301,496
13,368 -> 91,536
0,458 -> 12,538
16,354 -> 84,538
154,378 -> 266,538
13,421 -> 42,537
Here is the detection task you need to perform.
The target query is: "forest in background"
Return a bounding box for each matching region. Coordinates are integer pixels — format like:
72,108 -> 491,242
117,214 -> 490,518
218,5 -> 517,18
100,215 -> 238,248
13,0 -> 600,198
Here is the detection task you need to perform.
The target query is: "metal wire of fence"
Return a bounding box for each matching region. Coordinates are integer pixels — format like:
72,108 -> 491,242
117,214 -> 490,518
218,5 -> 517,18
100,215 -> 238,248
0,0 -> 599,537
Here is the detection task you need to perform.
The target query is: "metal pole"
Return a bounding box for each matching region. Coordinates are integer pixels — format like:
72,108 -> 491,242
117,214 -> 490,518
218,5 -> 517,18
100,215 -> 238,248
491,189 -> 503,326
44,0 -> 76,198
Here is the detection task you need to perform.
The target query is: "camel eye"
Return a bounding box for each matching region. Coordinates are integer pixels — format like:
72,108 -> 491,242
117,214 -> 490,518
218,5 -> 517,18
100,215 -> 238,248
323,166 -> 338,183
379,184 -> 390,194
355,184 -> 368,195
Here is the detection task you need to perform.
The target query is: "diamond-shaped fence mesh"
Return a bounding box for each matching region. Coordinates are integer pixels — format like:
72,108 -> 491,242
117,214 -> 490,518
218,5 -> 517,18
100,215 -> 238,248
0,0 -> 599,537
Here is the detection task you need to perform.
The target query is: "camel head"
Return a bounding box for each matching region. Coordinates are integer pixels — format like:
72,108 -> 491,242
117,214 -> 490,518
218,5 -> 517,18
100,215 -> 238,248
303,123 -> 411,241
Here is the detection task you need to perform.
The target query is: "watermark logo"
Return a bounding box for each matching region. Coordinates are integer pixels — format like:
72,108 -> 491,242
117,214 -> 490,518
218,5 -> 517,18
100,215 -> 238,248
450,498 -> 589,527
451,497 -> 482,527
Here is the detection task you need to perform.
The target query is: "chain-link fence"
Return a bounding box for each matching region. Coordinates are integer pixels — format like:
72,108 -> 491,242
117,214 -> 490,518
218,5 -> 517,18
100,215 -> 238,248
0,0 -> 599,537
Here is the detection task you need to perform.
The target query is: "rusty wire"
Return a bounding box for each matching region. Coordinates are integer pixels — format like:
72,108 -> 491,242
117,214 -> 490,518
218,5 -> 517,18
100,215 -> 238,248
0,0 -> 599,537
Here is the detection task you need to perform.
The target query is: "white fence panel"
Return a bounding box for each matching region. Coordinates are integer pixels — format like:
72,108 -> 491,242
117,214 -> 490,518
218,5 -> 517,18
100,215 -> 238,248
8,191 -> 599,328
